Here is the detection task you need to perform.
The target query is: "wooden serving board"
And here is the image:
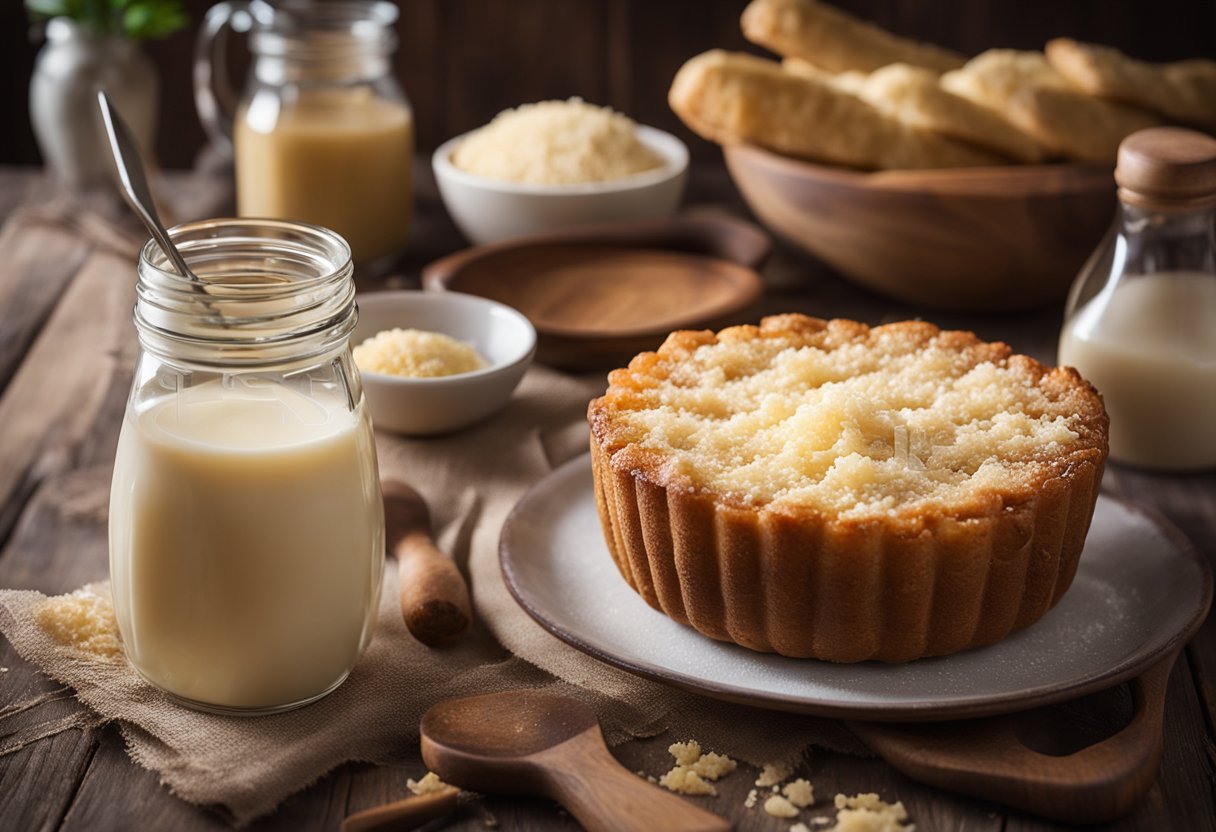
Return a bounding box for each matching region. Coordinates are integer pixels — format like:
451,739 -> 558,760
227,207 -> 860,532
421,214 -> 769,370
850,651 -> 1178,825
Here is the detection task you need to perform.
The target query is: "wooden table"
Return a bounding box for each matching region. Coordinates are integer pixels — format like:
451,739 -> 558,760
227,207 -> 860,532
1,162 -> 1213,831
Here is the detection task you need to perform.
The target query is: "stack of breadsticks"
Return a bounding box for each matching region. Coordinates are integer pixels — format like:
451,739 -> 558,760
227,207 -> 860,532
669,0 -> 1216,170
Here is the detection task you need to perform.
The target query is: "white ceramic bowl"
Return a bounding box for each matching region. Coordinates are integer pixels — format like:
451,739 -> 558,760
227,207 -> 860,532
352,291 -> 536,436
432,125 -> 690,245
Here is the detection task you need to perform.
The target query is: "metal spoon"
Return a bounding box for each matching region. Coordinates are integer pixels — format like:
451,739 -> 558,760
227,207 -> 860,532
96,90 -> 200,284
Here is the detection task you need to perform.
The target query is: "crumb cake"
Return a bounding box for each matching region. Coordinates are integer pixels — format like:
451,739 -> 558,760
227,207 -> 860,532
587,315 -> 1108,662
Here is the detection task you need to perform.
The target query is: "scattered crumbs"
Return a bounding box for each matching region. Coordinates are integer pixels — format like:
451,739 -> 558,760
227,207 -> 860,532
34,584 -> 123,661
693,752 -> 737,780
669,740 -> 702,766
772,785 -> 781,793
745,788 -> 759,809
406,772 -> 455,796
784,778 -> 815,807
831,793 -> 915,832
792,824 -> 813,832
660,767 -> 717,796
0,667 -> 8,673
765,794 -> 801,818
756,760 -> 794,787
658,740 -> 737,796
812,818 -> 832,827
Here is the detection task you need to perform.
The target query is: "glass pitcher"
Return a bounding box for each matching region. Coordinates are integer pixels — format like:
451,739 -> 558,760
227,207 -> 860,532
194,0 -> 413,269
1058,127 -> 1216,470
109,218 -> 385,714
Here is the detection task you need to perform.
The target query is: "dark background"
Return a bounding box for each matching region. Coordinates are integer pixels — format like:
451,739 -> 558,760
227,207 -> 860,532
3,0 -> 1215,170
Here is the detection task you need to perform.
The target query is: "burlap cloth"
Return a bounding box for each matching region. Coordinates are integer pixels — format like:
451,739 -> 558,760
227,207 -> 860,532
0,364 -> 864,825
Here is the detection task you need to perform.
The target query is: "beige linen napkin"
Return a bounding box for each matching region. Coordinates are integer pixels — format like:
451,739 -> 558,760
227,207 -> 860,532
0,365 -> 863,825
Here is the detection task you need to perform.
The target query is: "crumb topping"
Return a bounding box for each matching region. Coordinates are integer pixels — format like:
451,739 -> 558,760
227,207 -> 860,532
591,316 -> 1105,522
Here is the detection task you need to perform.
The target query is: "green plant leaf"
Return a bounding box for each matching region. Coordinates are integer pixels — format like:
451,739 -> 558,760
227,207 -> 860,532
26,0 -> 186,39
25,0 -> 71,19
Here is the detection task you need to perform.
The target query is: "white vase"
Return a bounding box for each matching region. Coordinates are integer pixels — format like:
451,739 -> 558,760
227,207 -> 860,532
29,18 -> 159,188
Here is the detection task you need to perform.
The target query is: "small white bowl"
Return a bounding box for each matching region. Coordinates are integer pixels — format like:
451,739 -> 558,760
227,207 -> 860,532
432,125 -> 690,245
352,291 -> 536,436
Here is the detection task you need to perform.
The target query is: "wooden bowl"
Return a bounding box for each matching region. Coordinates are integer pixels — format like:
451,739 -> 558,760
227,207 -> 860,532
723,144 -> 1117,312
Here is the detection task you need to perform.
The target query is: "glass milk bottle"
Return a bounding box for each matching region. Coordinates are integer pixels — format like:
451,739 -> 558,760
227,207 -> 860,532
195,1 -> 413,270
109,219 -> 384,714
1059,127 -> 1216,470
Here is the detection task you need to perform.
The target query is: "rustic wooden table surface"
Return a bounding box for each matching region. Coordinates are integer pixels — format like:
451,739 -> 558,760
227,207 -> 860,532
1,161 -> 1214,832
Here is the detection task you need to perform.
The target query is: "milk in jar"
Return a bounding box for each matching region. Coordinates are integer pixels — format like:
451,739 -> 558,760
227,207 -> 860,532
1058,127 -> 1216,470
108,218 -> 383,714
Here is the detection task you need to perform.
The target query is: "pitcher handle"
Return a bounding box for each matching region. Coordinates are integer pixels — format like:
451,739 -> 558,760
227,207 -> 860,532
193,0 -> 260,159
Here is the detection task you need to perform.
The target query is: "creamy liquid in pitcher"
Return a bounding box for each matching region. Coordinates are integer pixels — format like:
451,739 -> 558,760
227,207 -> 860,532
109,379 -> 383,709
235,88 -> 413,264
1059,272 -> 1216,469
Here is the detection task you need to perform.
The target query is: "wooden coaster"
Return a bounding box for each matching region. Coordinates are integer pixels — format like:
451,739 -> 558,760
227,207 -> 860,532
422,215 -> 768,370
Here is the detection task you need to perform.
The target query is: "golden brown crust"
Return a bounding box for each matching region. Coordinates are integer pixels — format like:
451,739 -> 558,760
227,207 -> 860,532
668,50 -> 1008,170
1046,38 -> 1216,130
941,50 -> 1164,163
740,0 -> 965,74
588,314 -> 1109,662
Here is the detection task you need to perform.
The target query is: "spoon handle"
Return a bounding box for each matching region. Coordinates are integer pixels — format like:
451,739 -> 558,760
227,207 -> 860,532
341,788 -> 458,832
542,731 -> 730,832
96,91 -> 196,281
396,530 -> 472,645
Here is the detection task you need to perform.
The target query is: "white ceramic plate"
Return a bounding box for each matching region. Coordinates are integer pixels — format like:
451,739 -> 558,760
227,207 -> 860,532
500,455 -> 1212,721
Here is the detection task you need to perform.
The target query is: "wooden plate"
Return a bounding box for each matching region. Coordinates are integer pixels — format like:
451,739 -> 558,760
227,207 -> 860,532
499,454 -> 1212,722
421,215 -> 768,370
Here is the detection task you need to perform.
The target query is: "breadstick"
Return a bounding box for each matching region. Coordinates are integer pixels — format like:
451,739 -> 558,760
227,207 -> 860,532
669,50 -> 1007,170
942,50 -> 1163,163
1046,38 -> 1216,130
785,58 -> 1049,163
741,0 -> 965,74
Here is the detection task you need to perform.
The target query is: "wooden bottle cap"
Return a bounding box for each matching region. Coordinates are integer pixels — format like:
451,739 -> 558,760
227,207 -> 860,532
1115,127 -> 1216,210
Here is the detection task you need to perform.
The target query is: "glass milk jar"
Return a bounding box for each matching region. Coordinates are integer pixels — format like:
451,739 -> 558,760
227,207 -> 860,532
195,0 -> 413,269
1059,127 -> 1216,470
109,219 -> 384,715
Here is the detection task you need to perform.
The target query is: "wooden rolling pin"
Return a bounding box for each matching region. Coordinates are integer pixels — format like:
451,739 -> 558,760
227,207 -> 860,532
382,480 -> 472,645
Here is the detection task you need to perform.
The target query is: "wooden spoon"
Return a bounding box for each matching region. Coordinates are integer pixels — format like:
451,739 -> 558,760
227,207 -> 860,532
419,689 -> 730,832
383,480 -> 471,646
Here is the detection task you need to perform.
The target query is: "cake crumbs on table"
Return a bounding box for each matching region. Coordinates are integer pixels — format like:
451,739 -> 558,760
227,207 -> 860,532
406,771 -> 455,796
765,794 -> 801,818
831,792 -> 915,831
657,740 -> 737,796
756,760 -> 794,787
784,777 -> 815,807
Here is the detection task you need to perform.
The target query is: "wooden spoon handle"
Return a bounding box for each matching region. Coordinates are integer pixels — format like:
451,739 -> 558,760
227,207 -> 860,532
340,789 -> 458,832
541,731 -> 730,832
849,651 -> 1178,825
396,532 -> 472,645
